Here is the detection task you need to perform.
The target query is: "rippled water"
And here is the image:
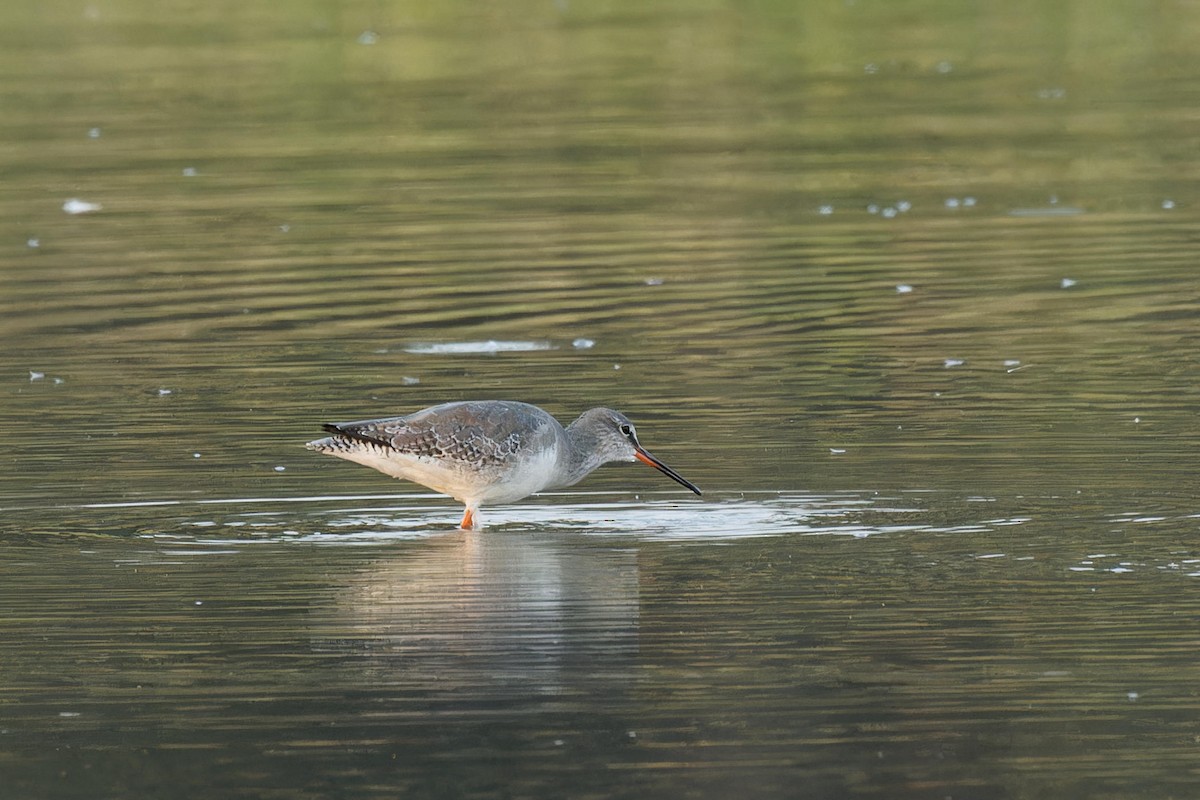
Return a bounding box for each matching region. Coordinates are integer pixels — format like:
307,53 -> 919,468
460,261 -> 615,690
3,1 -> 1200,798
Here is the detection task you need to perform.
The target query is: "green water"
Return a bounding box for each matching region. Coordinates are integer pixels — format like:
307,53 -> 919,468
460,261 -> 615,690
2,2 -> 1199,798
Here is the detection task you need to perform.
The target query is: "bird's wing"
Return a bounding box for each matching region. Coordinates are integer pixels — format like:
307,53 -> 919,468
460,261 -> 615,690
328,403 -> 539,467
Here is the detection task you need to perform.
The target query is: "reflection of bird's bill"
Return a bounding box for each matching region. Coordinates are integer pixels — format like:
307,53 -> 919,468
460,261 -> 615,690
634,449 -> 702,495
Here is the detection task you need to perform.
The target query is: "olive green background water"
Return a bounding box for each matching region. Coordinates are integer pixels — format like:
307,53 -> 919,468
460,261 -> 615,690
2,2 -> 1199,798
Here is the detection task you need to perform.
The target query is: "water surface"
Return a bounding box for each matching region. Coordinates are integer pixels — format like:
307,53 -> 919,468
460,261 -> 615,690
2,1 -> 1199,797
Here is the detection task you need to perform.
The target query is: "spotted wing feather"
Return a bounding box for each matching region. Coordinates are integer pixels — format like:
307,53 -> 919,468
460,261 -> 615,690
329,402 -> 544,468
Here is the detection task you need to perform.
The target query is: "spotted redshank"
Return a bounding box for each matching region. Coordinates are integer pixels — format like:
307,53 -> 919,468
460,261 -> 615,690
306,400 -> 701,530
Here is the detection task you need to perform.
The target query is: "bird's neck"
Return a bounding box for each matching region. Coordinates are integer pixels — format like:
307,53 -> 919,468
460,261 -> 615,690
557,416 -> 609,487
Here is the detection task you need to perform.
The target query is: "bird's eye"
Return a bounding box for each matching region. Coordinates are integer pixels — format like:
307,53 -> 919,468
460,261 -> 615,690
619,424 -> 634,437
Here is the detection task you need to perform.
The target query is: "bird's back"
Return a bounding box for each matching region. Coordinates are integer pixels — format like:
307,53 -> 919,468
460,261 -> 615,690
308,400 -> 567,504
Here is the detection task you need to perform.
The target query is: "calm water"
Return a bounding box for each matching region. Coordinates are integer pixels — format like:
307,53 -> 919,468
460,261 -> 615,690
3,1 -> 1200,797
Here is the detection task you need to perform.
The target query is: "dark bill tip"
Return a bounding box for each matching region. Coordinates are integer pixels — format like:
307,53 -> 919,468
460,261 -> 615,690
634,450 -> 702,496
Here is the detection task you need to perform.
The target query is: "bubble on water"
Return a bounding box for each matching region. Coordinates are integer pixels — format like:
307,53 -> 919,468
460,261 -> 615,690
274,466 -> 286,472
357,30 -> 379,45
572,338 -> 595,349
1060,278 -> 1077,288
63,198 -> 102,214
1161,199 -> 1176,210
867,204 -> 880,215
818,204 -> 834,216
945,197 -> 960,209
935,60 -> 953,74
896,200 -> 912,212
943,358 -> 965,368
882,207 -> 898,218
29,370 -> 45,381
896,284 -> 913,294
27,238 -> 40,248
643,277 -> 664,286
963,196 -> 977,207
402,376 -> 421,386
182,167 -> 197,177
88,127 -> 101,139
405,340 -> 554,355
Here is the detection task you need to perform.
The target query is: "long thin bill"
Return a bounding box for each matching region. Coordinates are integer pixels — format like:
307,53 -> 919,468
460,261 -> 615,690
634,449 -> 702,495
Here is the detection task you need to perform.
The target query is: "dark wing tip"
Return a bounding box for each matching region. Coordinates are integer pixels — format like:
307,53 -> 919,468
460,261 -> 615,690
319,422 -> 394,450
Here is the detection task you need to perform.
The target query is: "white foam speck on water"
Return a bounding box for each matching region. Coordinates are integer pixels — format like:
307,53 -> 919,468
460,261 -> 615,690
572,338 -> 595,349
157,388 -> 173,396
1161,199 -> 1176,210
896,284 -> 913,294
829,448 -> 846,455
401,376 -> 421,385
182,167 -> 197,177
1061,278 -> 1077,288
63,198 -> 102,214
943,358 -> 965,368
1009,206 -> 1085,217
643,277 -> 664,286
818,204 -> 834,215
29,370 -> 44,381
274,466 -> 286,472
404,340 -> 555,355
27,238 -> 40,248
357,30 -> 379,45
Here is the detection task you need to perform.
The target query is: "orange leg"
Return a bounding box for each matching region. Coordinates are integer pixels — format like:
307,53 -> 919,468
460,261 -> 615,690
459,507 -> 476,530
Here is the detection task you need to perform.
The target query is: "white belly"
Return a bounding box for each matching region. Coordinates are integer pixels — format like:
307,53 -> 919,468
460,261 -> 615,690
330,443 -> 561,507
